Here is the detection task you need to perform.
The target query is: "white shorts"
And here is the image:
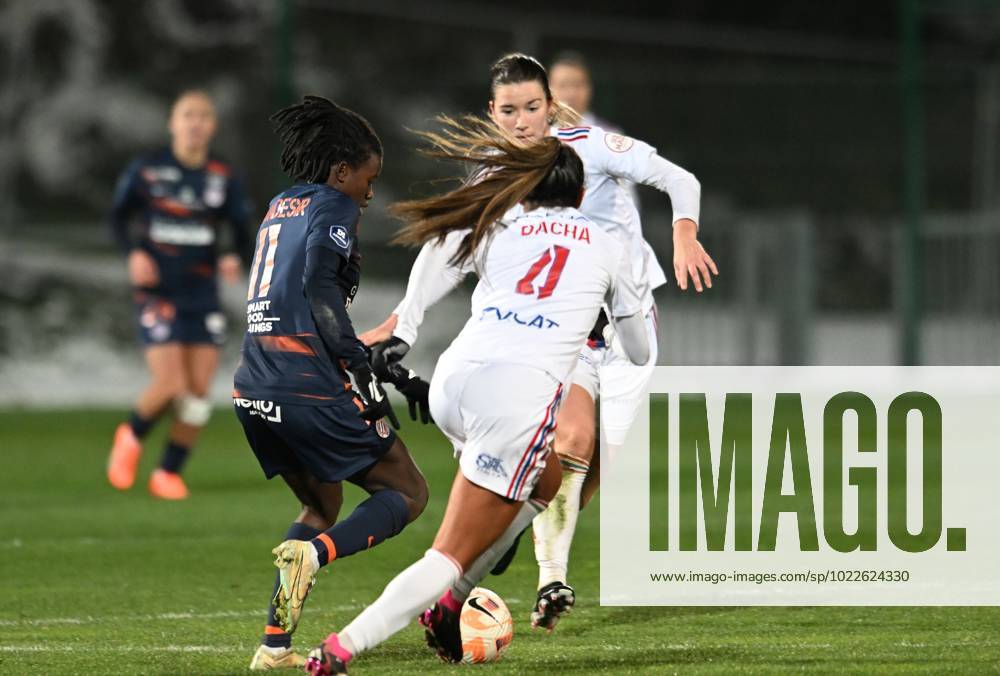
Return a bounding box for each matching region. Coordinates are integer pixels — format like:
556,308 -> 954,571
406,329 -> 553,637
571,308 -> 658,447
430,350 -> 564,502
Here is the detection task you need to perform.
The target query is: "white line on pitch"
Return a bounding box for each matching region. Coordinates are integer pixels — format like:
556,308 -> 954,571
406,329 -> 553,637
0,645 -> 249,653
0,605 -> 364,628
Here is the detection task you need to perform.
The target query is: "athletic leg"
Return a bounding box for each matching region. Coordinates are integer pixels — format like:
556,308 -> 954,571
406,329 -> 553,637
307,363 -> 561,672
159,344 -> 219,474
304,436 -> 428,567
581,443 -> 601,507
581,310 -> 659,508
533,384 -> 596,589
252,472 -> 343,670
419,458 -> 561,659
271,436 -> 427,634
326,471 -> 524,667
108,344 -> 187,490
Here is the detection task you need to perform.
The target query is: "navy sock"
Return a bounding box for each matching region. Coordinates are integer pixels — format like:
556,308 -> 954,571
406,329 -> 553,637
310,490 -> 409,566
159,441 -> 191,474
263,522 -> 321,647
128,411 -> 155,439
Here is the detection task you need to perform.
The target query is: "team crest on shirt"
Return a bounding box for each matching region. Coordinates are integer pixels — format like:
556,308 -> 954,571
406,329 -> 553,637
375,418 -> 391,439
604,132 -> 634,153
329,225 -> 350,251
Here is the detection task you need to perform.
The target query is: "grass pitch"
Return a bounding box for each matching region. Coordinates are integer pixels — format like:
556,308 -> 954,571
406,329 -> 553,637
1,409 -> 998,675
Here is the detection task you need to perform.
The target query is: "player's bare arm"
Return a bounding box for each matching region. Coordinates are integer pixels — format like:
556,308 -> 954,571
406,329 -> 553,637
359,312 -> 398,346
217,253 -> 242,284
672,217 -> 717,292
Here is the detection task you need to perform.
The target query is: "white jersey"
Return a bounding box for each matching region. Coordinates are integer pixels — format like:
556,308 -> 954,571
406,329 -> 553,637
391,126 -> 700,345
439,206 -> 642,385
551,124 -> 700,310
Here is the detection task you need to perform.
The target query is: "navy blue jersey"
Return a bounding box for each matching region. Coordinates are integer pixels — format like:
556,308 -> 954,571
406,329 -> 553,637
234,184 -> 363,405
111,148 -> 252,311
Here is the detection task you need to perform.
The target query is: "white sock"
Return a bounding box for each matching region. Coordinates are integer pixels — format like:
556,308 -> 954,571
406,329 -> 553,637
534,456 -> 589,588
451,498 -> 547,602
339,548 -> 461,656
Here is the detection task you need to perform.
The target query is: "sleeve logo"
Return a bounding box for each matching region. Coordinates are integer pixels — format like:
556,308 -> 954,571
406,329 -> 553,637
329,225 -> 350,250
604,133 -> 635,153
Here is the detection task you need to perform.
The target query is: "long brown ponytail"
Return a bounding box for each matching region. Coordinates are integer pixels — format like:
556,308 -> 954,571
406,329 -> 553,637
390,115 -> 582,266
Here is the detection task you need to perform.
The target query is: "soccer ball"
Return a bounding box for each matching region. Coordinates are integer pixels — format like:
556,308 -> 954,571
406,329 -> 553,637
459,587 -> 513,663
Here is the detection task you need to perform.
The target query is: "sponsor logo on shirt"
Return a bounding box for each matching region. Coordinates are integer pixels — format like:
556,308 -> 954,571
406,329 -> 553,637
141,166 -> 182,183
149,220 -> 215,246
479,306 -> 560,329
233,397 -> 283,423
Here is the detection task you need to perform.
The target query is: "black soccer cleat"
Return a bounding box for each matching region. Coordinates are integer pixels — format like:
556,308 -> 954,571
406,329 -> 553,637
418,602 -> 463,663
530,581 -> 576,632
490,526 -> 529,576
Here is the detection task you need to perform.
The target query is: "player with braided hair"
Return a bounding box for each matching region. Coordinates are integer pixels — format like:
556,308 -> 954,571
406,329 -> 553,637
233,95 -> 430,671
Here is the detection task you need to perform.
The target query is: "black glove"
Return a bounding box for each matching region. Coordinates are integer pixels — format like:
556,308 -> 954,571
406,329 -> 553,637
394,368 -> 432,424
372,337 -> 433,424
346,357 -> 400,429
588,309 -> 610,343
371,336 -> 410,382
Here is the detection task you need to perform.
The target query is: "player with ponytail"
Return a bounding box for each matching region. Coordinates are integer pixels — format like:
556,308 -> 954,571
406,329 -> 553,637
304,115 -> 650,675
362,52 -> 716,642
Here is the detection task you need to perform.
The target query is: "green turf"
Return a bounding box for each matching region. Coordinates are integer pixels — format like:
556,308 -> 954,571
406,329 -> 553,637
1,409 -> 998,675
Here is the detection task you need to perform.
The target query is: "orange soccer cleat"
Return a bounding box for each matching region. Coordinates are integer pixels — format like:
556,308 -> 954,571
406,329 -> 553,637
107,423 -> 143,490
148,469 -> 189,500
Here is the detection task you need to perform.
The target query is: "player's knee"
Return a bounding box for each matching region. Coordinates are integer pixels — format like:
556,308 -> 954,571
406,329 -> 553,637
175,395 -> 212,427
532,457 -> 563,503
555,424 -> 595,460
156,373 -> 188,401
403,472 -> 429,523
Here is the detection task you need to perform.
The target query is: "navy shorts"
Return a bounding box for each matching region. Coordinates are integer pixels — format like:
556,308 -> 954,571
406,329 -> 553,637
233,396 -> 396,483
134,297 -> 226,347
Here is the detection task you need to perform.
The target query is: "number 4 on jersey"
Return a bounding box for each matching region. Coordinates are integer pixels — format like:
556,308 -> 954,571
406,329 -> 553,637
516,245 -> 570,299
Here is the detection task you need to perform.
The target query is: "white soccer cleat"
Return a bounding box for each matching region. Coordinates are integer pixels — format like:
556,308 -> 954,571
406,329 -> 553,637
249,644 -> 307,670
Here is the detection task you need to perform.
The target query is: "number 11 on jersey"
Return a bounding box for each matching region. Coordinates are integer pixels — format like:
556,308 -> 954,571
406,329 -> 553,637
247,223 -> 282,300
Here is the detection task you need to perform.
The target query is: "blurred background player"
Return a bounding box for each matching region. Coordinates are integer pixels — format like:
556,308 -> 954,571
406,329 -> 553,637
233,96 -> 429,671
361,53 -> 715,634
549,51 -> 618,132
549,50 -> 641,206
305,115 -> 650,676
106,89 -> 251,500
